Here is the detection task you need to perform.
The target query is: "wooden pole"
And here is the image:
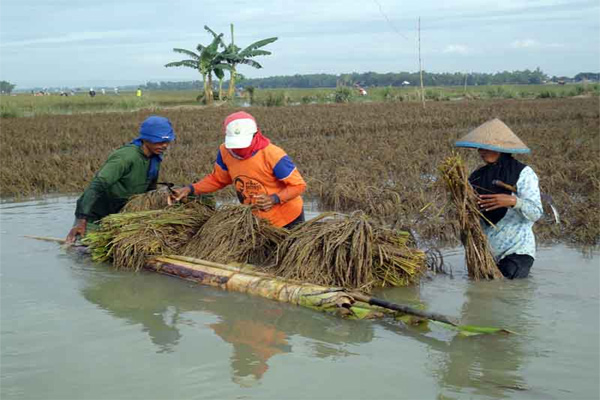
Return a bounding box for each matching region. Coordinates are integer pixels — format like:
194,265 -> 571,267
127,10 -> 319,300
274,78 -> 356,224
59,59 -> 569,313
350,292 -> 460,326
418,17 -> 425,108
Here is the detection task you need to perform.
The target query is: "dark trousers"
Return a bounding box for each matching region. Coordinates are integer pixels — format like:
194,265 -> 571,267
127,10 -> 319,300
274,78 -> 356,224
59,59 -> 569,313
284,210 -> 305,229
497,254 -> 534,279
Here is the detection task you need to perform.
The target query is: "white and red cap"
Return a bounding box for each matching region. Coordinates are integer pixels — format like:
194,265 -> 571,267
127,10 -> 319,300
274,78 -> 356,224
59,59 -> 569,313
223,111 -> 258,149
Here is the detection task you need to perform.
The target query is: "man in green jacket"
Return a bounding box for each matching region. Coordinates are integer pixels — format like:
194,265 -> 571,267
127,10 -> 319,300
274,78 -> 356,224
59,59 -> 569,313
66,116 -> 176,243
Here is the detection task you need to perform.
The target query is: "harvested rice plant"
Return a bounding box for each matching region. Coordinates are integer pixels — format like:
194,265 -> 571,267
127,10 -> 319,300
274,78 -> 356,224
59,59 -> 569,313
274,212 -> 426,291
83,202 -> 215,271
1,97 -> 598,245
439,155 -> 503,280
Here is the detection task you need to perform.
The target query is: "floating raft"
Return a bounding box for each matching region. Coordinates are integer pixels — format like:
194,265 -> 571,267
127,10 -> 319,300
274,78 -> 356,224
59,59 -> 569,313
144,256 -> 513,335
146,255 -> 394,321
25,235 -> 512,335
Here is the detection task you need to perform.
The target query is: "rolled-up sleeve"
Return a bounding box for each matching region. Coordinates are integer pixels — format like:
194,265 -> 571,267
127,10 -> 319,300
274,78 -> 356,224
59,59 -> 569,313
513,166 -> 543,222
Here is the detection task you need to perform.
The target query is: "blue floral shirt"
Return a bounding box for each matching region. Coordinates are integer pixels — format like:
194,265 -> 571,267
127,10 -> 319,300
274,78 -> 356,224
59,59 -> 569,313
482,166 -> 543,261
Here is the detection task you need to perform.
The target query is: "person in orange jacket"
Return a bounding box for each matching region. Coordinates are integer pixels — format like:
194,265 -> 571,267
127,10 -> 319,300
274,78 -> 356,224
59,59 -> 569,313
169,111 -> 306,228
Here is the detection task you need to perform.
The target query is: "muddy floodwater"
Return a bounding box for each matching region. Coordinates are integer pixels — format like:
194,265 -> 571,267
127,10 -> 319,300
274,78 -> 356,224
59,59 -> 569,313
1,197 -> 598,400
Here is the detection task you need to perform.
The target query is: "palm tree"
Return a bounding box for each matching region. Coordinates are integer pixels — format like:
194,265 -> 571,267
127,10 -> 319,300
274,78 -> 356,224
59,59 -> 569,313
165,34 -> 226,104
206,24 -> 277,99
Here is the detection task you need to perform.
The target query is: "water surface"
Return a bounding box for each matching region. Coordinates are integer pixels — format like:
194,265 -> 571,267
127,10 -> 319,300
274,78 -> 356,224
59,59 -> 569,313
1,197 -> 598,399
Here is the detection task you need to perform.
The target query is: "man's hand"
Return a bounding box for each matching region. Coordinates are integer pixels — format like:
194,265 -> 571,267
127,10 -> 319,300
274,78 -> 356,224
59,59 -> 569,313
253,194 -> 275,211
66,219 -> 87,244
168,186 -> 192,206
478,194 -> 517,212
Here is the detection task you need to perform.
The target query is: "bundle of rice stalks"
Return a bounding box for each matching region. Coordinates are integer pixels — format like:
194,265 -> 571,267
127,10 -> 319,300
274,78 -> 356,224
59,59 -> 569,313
121,187 -> 170,212
439,155 -> 503,280
83,202 -> 214,271
273,212 -> 426,292
121,187 -> 216,213
181,205 -> 288,266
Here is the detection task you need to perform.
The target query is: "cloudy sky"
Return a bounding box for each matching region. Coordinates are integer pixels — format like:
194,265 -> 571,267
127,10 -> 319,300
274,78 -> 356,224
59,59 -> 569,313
1,0 -> 598,88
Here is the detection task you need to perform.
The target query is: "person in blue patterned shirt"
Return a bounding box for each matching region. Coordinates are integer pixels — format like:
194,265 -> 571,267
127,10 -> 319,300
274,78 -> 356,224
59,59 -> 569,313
456,118 -> 543,279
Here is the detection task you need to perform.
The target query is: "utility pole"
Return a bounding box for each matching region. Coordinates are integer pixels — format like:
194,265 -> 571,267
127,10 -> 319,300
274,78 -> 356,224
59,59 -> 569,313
418,17 -> 425,108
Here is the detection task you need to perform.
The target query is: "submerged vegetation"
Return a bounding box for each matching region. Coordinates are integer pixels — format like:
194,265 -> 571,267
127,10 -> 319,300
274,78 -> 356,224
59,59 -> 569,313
1,97 -> 598,245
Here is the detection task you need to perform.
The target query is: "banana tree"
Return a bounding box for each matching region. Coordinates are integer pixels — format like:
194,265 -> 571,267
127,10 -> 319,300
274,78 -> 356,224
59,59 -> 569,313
165,33 -> 225,104
205,24 -> 277,99
203,26 -> 233,101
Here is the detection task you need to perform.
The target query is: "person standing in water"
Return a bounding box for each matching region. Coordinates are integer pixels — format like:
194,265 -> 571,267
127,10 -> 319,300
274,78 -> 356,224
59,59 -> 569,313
169,111 -> 306,229
66,116 -> 175,243
455,118 -> 543,279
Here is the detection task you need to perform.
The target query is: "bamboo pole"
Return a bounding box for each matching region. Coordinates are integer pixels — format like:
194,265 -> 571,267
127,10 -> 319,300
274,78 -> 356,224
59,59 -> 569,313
418,17 -> 425,108
24,235 -> 67,243
167,255 -> 459,325
147,256 -> 387,320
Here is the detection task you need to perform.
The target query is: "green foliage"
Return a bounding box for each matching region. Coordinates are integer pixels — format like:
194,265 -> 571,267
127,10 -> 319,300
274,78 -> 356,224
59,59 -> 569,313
569,85 -> 585,96
258,92 -> 288,107
485,86 -> 517,99
537,89 -> 557,99
574,72 -> 600,81
425,89 -> 444,101
334,87 -> 352,103
0,81 -> 16,94
0,102 -> 23,118
239,68 -> 557,89
245,86 -> 255,104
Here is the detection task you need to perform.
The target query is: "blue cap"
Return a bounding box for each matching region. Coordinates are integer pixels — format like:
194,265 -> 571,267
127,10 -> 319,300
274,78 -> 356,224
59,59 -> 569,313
139,116 -> 175,143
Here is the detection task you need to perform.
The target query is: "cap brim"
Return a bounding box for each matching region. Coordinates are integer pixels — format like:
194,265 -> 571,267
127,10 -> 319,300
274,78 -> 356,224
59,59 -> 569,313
225,134 -> 253,149
455,141 -> 530,154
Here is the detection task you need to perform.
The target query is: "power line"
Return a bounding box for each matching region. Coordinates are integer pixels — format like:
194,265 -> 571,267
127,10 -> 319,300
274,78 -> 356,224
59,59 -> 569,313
371,0 -> 411,41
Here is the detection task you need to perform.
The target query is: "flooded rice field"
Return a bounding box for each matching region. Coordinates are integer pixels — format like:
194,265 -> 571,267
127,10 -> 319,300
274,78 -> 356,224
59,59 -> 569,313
1,197 -> 598,399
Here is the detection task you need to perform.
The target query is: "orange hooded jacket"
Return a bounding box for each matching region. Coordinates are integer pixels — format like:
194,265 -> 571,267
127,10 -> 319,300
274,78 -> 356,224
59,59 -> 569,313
191,143 -> 306,227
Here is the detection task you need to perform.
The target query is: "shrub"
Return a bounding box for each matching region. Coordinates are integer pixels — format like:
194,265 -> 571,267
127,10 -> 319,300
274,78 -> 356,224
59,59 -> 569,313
334,87 -> 353,103
537,90 -> 556,99
0,102 -> 23,118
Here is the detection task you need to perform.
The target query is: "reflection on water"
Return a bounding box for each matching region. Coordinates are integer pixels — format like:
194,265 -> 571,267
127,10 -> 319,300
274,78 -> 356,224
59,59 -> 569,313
1,197 -> 598,400
81,275 -> 183,354
435,280 -> 534,399
76,260 -> 374,386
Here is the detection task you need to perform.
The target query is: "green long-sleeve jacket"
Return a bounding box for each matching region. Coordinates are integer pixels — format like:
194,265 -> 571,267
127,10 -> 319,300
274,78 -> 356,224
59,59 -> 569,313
75,144 -> 158,223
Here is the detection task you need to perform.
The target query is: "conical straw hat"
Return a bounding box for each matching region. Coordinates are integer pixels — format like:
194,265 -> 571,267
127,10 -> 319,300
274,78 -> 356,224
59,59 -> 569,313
455,118 -> 530,153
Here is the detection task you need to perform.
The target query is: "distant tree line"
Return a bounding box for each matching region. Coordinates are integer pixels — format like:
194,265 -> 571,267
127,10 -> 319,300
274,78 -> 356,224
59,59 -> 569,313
11,70 -> 599,94
140,68 -> 598,91
143,81 -> 203,91
1,80 -> 16,94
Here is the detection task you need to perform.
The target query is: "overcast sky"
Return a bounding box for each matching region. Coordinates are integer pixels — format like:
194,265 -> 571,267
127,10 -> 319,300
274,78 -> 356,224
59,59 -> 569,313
1,0 -> 598,88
